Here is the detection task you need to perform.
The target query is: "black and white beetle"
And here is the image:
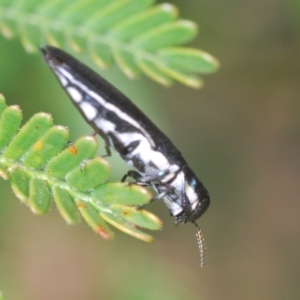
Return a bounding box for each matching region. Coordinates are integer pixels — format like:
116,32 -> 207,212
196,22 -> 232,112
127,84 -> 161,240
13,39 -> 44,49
41,46 -> 210,264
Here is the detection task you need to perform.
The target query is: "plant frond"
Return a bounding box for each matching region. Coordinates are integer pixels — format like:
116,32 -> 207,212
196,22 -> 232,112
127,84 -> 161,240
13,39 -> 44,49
0,93 -> 162,243
0,0 -> 220,88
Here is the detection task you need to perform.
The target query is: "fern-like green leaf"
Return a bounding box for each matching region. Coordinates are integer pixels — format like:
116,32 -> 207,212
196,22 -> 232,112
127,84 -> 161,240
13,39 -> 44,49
0,0 -> 220,88
0,93 -> 162,243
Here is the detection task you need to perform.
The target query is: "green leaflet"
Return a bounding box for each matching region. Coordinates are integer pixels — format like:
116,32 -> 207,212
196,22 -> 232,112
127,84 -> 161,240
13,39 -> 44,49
91,182 -> 152,206
45,136 -> 98,179
28,177 -> 51,214
133,20 -> 197,51
100,211 -> 155,243
0,94 -> 162,242
19,18 -> 41,53
136,56 -> 173,87
66,157 -> 111,191
0,0 -> 219,87
108,204 -> 163,230
158,47 -> 220,73
58,0 -> 107,24
9,166 -> 30,204
112,47 -> 140,78
0,105 -> 22,152
53,186 -> 80,224
109,4 -> 178,41
84,0 -> 153,32
154,60 -> 203,89
3,112 -> 53,160
90,41 -> 114,68
76,200 -> 115,240
23,125 -> 69,169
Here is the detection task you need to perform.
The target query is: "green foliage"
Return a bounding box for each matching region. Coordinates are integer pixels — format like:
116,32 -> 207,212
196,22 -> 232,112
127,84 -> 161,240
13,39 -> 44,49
0,0 -> 219,88
0,93 -> 163,243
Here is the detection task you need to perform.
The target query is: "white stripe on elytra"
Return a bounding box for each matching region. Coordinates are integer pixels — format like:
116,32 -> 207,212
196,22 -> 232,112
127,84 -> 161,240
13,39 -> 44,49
169,171 -> 185,195
94,118 -> 116,133
117,131 -> 171,171
56,73 -> 68,86
79,102 -> 98,120
185,182 -> 198,204
54,66 -> 156,147
67,86 -> 82,103
163,197 -> 183,216
94,119 -> 172,172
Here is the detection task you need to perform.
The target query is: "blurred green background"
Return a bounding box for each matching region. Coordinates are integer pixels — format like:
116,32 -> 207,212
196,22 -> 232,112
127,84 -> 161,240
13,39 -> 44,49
1,0 -> 300,299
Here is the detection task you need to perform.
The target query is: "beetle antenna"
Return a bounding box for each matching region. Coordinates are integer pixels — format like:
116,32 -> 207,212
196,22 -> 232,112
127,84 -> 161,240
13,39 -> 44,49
193,222 -> 208,267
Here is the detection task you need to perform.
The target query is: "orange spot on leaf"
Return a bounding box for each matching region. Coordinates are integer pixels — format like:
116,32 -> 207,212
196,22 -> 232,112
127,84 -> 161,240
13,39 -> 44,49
96,227 -> 111,240
76,202 -> 86,208
122,209 -> 132,217
68,145 -> 77,154
33,141 -> 43,151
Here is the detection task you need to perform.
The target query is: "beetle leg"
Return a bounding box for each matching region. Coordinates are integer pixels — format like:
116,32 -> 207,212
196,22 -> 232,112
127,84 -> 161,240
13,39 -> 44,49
102,136 -> 112,157
121,170 -> 149,187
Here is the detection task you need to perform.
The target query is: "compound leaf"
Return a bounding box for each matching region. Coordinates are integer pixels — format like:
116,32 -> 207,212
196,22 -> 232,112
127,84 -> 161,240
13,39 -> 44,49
0,94 -> 162,242
0,0 -> 219,87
